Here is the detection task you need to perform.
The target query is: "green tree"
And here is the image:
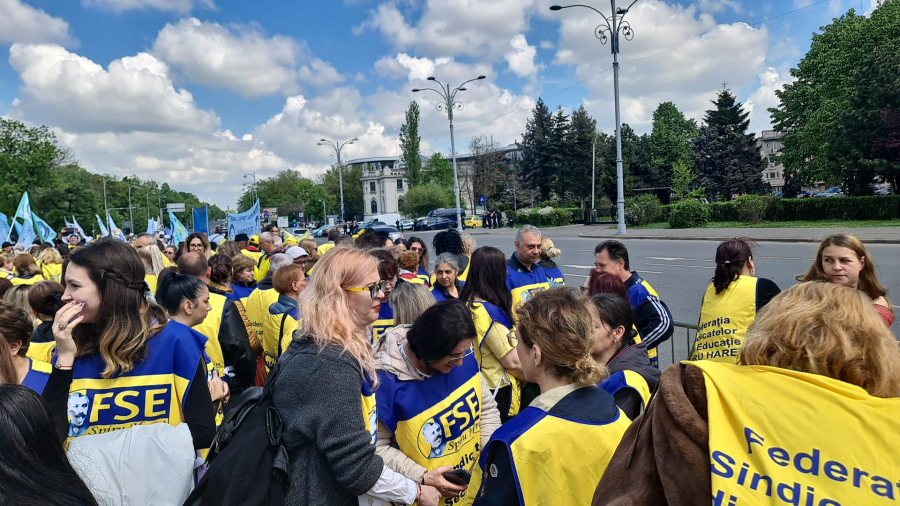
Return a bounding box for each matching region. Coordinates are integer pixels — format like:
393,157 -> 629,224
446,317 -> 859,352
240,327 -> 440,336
0,119 -> 64,216
518,98 -> 555,201
770,1 -> 900,194
566,106 -> 596,203
399,183 -> 452,217
649,102 -> 697,187
596,124 -> 646,202
399,101 -> 423,188
323,163 -> 364,220
549,106 -> 570,200
671,161 -> 705,201
423,153 -> 454,188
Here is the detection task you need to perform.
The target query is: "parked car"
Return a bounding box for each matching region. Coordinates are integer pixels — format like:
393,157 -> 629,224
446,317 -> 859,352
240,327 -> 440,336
413,217 -> 429,231
464,215 -> 481,228
398,218 -> 415,231
289,228 -> 310,241
425,217 -> 452,230
369,225 -> 403,242
815,187 -> 844,197
875,188 -> 891,196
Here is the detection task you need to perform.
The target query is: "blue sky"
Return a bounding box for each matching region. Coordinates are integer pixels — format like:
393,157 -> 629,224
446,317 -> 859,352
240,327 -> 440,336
0,0 -> 880,207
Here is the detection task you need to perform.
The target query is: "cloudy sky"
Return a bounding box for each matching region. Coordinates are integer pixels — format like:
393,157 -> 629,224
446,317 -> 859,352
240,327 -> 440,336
0,0 -> 880,208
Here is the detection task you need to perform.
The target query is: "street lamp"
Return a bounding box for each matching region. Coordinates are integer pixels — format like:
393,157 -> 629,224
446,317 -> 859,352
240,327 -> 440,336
127,185 -> 139,235
243,172 -> 257,205
321,198 -> 326,223
413,74 -> 486,232
102,177 -> 111,226
550,0 -> 638,235
317,138 -> 358,223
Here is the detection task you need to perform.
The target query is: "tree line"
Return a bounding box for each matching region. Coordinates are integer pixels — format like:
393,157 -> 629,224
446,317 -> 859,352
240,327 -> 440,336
0,119 -> 225,236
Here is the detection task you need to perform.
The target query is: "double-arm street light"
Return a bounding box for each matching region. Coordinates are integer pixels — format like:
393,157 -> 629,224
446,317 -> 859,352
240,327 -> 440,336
413,74 -> 486,233
127,185 -> 139,234
550,0 -> 639,235
317,138 -> 358,223
243,172 -> 257,207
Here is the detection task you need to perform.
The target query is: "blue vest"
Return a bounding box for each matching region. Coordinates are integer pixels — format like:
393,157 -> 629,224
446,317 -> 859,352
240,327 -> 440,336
21,357 -> 51,394
371,303 -> 395,343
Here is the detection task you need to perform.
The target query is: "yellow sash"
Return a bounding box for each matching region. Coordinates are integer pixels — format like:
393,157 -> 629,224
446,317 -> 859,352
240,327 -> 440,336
42,263 -> 63,282
690,360 -> 900,505
192,292 -> 228,379
262,309 -> 300,373
692,276 -> 758,363
469,302 -> 520,418
11,274 -> 45,286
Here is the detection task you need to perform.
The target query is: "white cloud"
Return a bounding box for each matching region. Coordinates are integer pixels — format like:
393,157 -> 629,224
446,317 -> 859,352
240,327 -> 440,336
697,0 -> 743,13
539,40 -> 554,49
82,0 -> 214,14
745,66 -> 794,132
356,0 -> 538,59
298,58 -> 346,88
8,44 -> 219,134
0,0 -> 76,46
504,34 -> 543,79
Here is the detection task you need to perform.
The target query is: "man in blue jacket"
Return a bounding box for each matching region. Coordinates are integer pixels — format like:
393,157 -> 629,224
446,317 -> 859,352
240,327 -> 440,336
594,240 -> 673,366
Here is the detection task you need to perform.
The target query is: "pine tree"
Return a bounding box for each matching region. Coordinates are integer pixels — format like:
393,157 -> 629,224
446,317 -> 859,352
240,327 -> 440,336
693,86 -> 766,200
566,106 -> 596,203
549,106 -> 570,201
517,98 -> 555,202
399,101 -> 423,188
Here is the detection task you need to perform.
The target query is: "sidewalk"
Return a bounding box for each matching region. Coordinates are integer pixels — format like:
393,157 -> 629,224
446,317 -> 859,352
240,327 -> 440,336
578,225 -> 900,243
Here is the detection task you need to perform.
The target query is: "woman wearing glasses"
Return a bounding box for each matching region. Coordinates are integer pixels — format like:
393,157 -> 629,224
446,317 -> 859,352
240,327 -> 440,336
372,300 -> 502,504
370,249 -> 400,344
185,233 -> 212,258
408,237 -> 433,286
265,248 -> 442,506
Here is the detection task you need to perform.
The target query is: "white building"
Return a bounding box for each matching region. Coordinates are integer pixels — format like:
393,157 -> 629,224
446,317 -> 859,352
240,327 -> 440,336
758,130 -> 785,192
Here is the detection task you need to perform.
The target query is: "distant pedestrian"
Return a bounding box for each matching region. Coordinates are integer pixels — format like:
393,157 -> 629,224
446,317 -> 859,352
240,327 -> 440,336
396,220 -> 400,229
609,203 -> 616,221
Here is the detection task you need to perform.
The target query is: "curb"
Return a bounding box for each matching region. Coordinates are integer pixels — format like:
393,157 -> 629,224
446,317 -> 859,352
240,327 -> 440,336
577,233 -> 900,244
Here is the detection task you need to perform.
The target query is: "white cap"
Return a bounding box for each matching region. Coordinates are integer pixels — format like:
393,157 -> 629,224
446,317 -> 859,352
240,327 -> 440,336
284,246 -> 309,260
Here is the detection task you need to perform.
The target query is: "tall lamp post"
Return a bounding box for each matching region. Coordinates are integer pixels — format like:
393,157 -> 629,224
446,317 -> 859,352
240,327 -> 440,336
102,177 -> 111,225
127,185 -> 139,235
550,1 -> 638,235
317,138 -> 357,223
413,74 -> 486,233
321,199 -> 326,223
243,172 -> 257,205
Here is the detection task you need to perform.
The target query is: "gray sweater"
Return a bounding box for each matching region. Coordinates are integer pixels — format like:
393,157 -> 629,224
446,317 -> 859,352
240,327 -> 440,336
273,337 -> 384,506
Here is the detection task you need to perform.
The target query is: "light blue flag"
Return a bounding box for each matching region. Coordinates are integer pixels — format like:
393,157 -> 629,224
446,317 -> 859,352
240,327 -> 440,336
0,212 -> 10,245
9,192 -> 37,247
71,216 -> 86,236
168,210 -> 188,246
107,213 -> 127,241
193,206 -> 209,234
32,212 -> 57,243
12,221 -> 36,248
227,199 -> 260,239
146,217 -> 156,235
96,214 -> 109,237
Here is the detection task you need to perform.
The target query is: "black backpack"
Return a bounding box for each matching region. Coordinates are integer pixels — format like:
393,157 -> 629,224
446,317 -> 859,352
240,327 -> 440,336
183,351 -> 294,506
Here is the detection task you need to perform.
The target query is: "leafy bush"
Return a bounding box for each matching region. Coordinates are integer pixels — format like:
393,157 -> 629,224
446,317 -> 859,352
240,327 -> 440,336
734,195 -> 772,225
514,207 -> 575,227
669,199 -> 710,228
625,194 -> 665,226
704,195 -> 900,223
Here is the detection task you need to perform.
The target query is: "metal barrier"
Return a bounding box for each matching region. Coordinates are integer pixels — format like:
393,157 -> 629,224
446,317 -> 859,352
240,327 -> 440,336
657,319 -> 697,368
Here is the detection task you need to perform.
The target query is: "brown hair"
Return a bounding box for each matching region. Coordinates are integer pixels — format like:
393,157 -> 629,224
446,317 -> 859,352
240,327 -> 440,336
0,300 -> 35,356
516,287 -> 607,385
273,264 -> 306,294
208,254 -> 233,285
586,271 -> 627,299
713,238 -> 756,294
28,281 -> 65,317
231,253 -> 256,274
13,255 -> 42,276
68,238 -> 168,378
0,338 -> 15,384
398,250 -> 420,272
185,232 -> 212,258
217,241 -> 242,258
741,282 -> 900,398
798,234 -> 888,302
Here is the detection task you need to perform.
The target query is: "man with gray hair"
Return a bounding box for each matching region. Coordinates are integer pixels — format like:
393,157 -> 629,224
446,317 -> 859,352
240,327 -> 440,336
506,225 -> 560,312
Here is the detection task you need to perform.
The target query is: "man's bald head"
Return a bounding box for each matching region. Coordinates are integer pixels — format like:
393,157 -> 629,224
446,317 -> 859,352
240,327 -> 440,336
134,233 -> 155,248
177,251 -> 209,281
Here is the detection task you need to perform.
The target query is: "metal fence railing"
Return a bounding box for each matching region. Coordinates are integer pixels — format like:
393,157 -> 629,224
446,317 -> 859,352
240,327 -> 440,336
657,320 -> 697,368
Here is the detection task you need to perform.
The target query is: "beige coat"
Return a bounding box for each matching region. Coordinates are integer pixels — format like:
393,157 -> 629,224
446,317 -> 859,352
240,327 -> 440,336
372,325 -> 502,482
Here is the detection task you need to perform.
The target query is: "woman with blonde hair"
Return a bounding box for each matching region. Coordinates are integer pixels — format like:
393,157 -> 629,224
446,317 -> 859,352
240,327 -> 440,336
471,287 -> 628,505
798,233 -> 892,325
216,241 -> 242,259
37,248 -> 63,282
390,281 -> 435,325
0,253 -> 16,280
537,237 -> 564,285
11,255 -> 45,286
138,245 -> 166,295
594,282 -> 900,505
262,248 -> 441,505
299,238 -> 319,274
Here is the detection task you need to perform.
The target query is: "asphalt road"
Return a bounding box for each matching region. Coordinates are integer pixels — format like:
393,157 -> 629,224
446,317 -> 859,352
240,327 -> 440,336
318,226 -> 900,367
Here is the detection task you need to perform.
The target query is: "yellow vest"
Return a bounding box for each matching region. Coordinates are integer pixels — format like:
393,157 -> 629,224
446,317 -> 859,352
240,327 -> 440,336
11,273 -> 45,286
145,273 -> 158,296
469,302 -> 520,418
42,263 -> 63,282
598,370 -> 652,419
27,341 -> 57,363
262,306 -> 300,374
316,242 -> 335,257
469,400 -> 630,506
192,292 -> 229,379
254,254 -> 270,283
689,360 -> 900,506
377,356 -> 483,503
691,276 -> 758,363
240,249 -> 265,282
0,271 -> 13,279
635,282 -> 660,365
161,255 -> 172,268
370,303 -> 394,344
241,288 -> 280,350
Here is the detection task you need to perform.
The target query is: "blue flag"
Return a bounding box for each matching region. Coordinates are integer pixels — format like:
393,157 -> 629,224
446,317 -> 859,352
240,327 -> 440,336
0,212 -> 10,245
71,216 -> 86,237
96,214 -> 109,237
9,192 -> 37,247
107,213 -> 127,241
168,210 -> 188,246
193,206 -> 209,234
12,221 -> 36,248
227,199 -> 260,238
32,212 -> 57,243
146,217 -> 156,235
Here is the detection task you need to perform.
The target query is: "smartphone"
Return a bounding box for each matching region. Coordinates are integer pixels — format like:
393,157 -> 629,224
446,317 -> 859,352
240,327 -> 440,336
443,468 -> 471,486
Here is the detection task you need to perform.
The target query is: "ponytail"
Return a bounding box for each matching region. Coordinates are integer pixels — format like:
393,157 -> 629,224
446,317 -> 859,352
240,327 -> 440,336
572,354 -> 607,386
156,270 -> 205,315
712,238 -> 756,294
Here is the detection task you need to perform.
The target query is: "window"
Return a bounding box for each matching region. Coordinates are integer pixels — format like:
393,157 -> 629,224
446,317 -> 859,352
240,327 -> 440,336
371,199 -> 377,214
398,198 -> 404,210
397,179 -> 403,190
769,172 -> 777,179
369,182 -> 376,193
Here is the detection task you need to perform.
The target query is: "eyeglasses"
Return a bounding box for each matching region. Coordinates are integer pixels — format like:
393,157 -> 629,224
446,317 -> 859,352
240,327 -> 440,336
410,247 -> 423,252
190,243 -> 203,248
344,280 -> 387,299
506,330 -> 518,348
446,345 -> 475,364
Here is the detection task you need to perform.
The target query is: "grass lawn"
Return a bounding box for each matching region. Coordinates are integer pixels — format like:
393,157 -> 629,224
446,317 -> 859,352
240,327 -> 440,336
628,220 -> 900,230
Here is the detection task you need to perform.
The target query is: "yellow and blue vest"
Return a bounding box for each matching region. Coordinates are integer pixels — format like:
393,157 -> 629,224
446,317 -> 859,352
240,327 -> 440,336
626,278 -> 662,366
599,370 -> 652,419
469,302 -> 520,418
192,292 -> 230,380
690,360 -> 900,506
241,287 -> 280,350
505,260 -> 550,315
59,321 -> 207,441
470,388 -> 630,506
21,357 -> 52,394
417,267 -> 432,287
11,273 -> 45,286
262,305 -> 300,374
691,276 -> 759,363
361,376 -> 378,445
376,355 -> 483,502
371,303 -> 394,344
42,263 -> 63,282
541,265 -> 566,286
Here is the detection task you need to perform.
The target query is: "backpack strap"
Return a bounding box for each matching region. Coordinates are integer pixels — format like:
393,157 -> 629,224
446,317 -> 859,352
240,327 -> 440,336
277,311 -> 291,358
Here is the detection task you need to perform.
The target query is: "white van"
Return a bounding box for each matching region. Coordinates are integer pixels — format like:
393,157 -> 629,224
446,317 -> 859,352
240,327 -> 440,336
371,213 -> 402,226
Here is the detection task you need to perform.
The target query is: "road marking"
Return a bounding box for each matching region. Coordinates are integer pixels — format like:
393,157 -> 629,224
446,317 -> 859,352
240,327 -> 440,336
563,264 -> 597,269
645,256 -> 715,263
645,262 -> 714,270
565,270 -> 664,276
566,274 -> 589,278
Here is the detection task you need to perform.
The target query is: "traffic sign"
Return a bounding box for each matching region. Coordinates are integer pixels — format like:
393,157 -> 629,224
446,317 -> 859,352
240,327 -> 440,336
277,216 -> 288,227
479,196 -> 486,203
167,203 -> 185,212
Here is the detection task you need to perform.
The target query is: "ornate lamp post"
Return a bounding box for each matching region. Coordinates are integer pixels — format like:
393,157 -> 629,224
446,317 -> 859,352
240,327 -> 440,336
318,138 -> 358,223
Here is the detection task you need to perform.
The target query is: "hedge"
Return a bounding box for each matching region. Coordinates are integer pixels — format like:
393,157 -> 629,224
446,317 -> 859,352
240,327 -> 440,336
652,195 -> 900,224
514,207 -> 579,227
